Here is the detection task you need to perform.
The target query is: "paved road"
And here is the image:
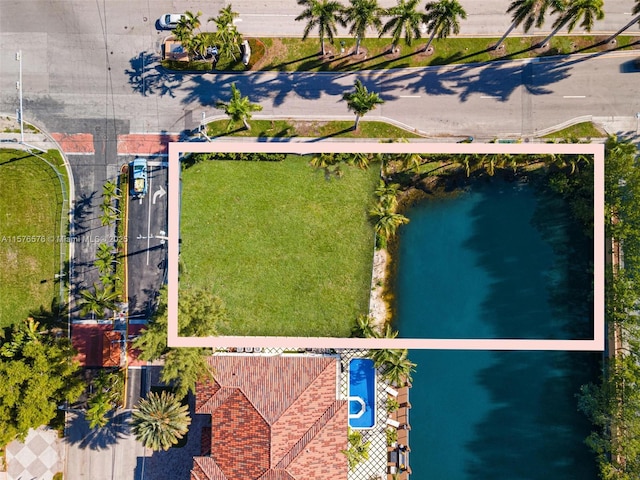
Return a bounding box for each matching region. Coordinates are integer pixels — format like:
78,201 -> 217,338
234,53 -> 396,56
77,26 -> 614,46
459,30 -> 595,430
229,0 -> 640,37
126,162 -> 168,319
1,0 -> 638,137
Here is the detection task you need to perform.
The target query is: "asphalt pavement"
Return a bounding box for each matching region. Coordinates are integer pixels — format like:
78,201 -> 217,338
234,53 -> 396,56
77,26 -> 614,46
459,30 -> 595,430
126,162 -> 169,319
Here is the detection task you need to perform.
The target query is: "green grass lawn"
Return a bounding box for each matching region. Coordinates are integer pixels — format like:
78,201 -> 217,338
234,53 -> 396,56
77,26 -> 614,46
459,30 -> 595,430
542,121 -> 607,139
206,119 -> 421,139
164,35 -> 639,73
0,149 -> 65,328
179,155 -> 380,337
256,35 -> 639,72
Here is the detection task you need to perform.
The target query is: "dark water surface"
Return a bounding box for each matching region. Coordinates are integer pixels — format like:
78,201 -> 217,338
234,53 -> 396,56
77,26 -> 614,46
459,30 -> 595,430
394,177 -> 599,479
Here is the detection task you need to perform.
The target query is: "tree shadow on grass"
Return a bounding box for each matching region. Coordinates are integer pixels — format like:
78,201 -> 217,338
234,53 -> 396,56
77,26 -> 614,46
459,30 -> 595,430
428,47 -> 495,66
308,126 -> 355,142
266,53 -> 321,70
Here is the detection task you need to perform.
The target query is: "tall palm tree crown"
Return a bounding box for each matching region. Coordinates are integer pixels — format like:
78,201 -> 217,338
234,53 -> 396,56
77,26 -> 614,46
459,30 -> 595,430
344,0 -> 384,54
296,0 -> 346,55
422,0 -> 467,52
493,0 -> 565,49
380,0 -> 425,52
216,83 -> 263,131
556,0 -> 604,33
78,283 -> 117,318
342,79 -> 385,130
209,5 -> 243,61
131,390 -> 191,451
537,0 -> 604,46
510,0 -> 565,32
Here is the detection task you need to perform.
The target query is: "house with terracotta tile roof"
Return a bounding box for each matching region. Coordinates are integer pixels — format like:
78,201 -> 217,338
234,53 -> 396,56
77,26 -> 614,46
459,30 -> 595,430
190,355 -> 348,480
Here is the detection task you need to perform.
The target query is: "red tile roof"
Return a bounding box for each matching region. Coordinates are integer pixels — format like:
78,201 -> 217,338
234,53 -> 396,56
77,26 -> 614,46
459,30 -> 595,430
191,356 -> 347,480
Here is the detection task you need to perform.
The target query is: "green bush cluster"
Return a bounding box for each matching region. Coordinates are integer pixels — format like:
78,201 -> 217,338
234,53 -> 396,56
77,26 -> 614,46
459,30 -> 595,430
578,136 -> 640,480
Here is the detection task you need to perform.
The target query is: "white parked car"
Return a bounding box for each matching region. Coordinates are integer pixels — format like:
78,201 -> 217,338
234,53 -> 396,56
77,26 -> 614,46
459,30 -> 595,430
158,13 -> 186,29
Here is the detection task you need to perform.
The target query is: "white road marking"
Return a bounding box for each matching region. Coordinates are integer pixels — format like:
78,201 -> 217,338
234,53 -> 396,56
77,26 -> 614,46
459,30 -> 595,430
152,185 -> 166,205
481,95 -> 501,99
563,95 -> 586,98
146,172 -> 153,266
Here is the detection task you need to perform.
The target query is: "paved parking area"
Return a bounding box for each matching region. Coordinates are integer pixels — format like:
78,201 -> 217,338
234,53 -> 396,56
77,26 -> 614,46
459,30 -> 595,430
6,427 -> 64,480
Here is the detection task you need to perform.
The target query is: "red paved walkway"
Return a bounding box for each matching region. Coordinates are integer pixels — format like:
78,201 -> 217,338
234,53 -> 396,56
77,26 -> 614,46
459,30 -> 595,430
117,134 -> 181,156
72,323 -> 147,367
50,133 -> 94,154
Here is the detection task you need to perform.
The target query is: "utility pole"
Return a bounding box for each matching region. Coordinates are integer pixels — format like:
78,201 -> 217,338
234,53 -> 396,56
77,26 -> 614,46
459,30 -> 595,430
15,50 -> 24,143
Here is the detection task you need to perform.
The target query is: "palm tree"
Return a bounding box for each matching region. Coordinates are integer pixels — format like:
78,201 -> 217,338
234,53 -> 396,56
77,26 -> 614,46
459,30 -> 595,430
296,0 -> 346,56
102,180 -> 120,201
344,0 -> 384,55
310,152 -> 339,169
351,314 -> 380,338
78,283 -> 117,319
94,256 -> 113,276
493,0 -> 565,50
172,23 -> 194,54
217,4 -> 239,26
380,0 -> 425,53
381,349 -> 416,385
348,152 -> 376,170
422,0 -> 467,53
606,0 -> 640,42
96,243 -> 114,262
375,180 -> 401,209
190,34 -> 209,60
216,83 -> 263,131
370,203 -> 410,240
100,209 -> 116,227
456,153 -> 484,177
342,79 -> 385,130
398,151 -> 424,173
85,393 -> 111,429
483,154 -> 500,176
538,0 -> 604,48
341,428 -> 371,471
209,5 -> 243,62
131,391 -> 191,451
173,10 -> 202,59
100,200 -> 119,216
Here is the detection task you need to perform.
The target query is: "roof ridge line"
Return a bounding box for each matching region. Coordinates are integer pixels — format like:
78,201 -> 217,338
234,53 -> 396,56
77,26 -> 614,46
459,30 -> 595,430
274,400 -> 342,470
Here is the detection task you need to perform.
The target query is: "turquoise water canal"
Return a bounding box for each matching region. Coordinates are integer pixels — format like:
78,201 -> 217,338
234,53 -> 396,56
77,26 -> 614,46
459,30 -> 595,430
394,177 -> 599,478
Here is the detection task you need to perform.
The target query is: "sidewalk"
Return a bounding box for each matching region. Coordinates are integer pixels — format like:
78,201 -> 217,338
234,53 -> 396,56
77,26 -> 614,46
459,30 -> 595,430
5,427 -> 65,480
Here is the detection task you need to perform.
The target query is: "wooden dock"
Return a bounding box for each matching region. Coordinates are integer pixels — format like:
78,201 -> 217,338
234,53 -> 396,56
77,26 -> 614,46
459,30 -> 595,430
386,383 -> 412,479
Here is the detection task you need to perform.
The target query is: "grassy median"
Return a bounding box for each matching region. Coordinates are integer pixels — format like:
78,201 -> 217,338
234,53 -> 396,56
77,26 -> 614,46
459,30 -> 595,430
206,119 -> 422,139
0,149 -> 66,327
179,154 -> 379,337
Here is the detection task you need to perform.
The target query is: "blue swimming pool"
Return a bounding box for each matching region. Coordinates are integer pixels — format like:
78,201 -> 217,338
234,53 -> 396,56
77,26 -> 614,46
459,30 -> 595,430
348,358 -> 376,429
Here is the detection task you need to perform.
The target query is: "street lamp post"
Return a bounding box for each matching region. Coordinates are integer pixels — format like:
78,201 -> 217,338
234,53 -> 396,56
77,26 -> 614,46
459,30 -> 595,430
15,50 -> 24,143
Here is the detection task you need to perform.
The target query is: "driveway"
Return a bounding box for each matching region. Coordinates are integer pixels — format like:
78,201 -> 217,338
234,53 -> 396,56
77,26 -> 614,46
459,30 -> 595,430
64,408 -> 207,480
64,410 -> 146,480
65,367 -> 206,480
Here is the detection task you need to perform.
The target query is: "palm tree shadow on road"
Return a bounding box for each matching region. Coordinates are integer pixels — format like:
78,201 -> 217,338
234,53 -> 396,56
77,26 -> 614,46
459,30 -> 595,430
65,411 -> 131,450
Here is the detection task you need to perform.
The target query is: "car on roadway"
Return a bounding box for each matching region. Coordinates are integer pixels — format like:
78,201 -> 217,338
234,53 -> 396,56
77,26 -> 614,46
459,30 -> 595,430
158,13 -> 186,30
130,158 -> 148,198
